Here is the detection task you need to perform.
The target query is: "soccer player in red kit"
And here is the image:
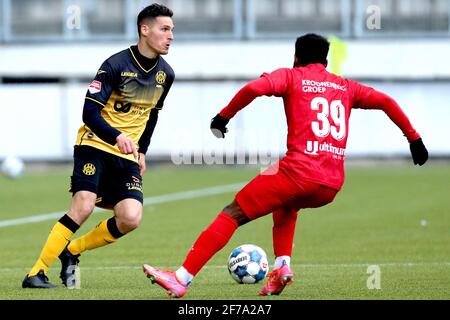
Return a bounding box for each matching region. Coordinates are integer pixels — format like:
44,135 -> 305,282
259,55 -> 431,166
142,33 -> 428,298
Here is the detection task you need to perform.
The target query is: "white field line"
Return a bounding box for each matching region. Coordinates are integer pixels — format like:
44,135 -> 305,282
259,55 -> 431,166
0,182 -> 245,228
1,262 -> 449,272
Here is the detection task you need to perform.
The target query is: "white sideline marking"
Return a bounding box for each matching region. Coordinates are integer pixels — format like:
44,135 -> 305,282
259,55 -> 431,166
0,182 -> 245,228
1,262 -> 449,272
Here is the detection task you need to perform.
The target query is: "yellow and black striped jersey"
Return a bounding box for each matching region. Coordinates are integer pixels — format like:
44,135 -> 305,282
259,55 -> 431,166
75,46 -> 175,162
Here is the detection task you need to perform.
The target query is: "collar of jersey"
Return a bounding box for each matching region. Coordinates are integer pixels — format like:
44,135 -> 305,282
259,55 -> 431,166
129,47 -> 159,73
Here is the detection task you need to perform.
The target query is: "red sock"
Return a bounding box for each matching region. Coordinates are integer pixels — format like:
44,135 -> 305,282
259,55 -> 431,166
272,208 -> 298,257
182,211 -> 238,275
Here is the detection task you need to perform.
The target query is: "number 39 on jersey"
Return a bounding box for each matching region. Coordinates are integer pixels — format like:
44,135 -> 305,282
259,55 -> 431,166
311,97 -> 346,141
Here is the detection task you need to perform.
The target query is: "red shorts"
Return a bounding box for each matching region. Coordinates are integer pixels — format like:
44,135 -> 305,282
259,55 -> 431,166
235,163 -> 338,220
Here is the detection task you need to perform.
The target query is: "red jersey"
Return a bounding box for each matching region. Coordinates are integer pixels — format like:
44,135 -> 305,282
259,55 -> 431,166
219,63 -> 420,190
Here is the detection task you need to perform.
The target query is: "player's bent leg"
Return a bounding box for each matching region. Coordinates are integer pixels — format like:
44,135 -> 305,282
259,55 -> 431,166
259,184 -> 339,296
23,198 -> 86,289
234,163 -> 306,221
143,162 -> 288,295
56,191 -> 96,288
68,216 -> 125,256
67,198 -> 141,258
258,207 -> 297,296
179,208 -> 240,279
67,191 -> 97,225
113,198 -> 143,234
180,201 -> 248,276
272,207 -> 298,259
223,199 -> 251,226
143,201 -> 248,298
62,196 -> 140,288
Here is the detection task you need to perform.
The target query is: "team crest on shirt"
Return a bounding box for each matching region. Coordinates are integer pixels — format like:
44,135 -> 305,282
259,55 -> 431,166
155,71 -> 166,85
88,80 -> 102,94
83,163 -> 96,176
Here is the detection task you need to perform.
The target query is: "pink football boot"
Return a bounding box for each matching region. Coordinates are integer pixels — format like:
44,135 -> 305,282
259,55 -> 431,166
143,264 -> 188,298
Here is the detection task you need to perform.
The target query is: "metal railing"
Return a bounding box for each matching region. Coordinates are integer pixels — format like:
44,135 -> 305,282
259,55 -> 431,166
1,0 -> 449,43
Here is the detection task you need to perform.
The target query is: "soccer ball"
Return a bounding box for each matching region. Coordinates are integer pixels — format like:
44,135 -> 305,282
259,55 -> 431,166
227,244 -> 269,284
1,156 -> 25,179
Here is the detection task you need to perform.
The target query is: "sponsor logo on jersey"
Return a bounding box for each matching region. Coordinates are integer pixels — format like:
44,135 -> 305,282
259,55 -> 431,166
82,163 -> 96,176
304,141 -> 319,155
97,70 -> 107,75
156,71 -> 166,84
88,80 -> 102,94
126,177 -> 143,192
302,79 -> 347,93
305,140 -> 346,159
121,71 -> 138,78
113,101 -> 132,113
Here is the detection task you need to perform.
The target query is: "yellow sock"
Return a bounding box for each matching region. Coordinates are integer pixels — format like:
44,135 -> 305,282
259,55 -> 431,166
68,218 -> 119,255
29,221 -> 74,276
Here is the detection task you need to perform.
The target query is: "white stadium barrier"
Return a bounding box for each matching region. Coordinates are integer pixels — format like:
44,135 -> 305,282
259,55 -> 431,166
1,40 -> 449,160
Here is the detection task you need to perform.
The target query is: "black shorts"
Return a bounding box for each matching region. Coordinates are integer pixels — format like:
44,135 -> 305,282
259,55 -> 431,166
70,145 -> 143,210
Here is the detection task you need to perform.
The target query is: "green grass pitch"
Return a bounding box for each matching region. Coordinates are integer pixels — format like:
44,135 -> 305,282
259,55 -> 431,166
0,162 -> 449,300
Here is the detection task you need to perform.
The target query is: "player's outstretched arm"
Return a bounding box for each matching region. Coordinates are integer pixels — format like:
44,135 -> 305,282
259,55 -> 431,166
210,77 -> 273,139
360,89 -> 428,166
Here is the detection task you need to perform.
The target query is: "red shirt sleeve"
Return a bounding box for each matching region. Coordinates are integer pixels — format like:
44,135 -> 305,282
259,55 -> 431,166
219,68 -> 291,119
218,76 -> 274,119
348,79 -> 374,107
261,68 -> 291,96
353,84 -> 421,142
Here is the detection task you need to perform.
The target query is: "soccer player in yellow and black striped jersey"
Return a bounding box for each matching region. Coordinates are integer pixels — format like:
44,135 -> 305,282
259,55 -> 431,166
22,3 -> 175,288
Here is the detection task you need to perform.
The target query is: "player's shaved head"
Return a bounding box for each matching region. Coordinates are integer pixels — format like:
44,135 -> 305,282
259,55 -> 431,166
137,3 -> 173,36
295,33 -> 330,67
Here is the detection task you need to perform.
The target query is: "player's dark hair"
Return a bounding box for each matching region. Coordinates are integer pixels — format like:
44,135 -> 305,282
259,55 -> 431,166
295,33 -> 329,66
137,3 -> 173,36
